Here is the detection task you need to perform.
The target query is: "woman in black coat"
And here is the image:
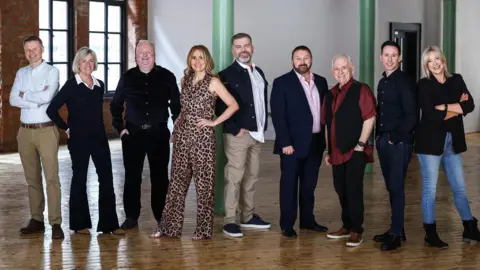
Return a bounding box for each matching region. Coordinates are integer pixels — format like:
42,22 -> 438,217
415,46 -> 479,248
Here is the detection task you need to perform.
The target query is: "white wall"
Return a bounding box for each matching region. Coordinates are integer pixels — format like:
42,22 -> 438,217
148,0 -> 442,138
374,0 -> 441,88
456,0 -> 480,133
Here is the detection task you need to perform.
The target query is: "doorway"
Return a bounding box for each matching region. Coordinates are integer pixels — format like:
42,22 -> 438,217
390,23 -> 422,81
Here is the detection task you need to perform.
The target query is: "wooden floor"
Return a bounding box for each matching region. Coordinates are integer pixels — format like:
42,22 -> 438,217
2,135 -> 480,269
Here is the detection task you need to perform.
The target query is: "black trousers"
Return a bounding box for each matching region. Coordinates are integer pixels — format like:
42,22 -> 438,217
279,134 -> 323,230
122,123 -> 170,222
376,133 -> 413,236
332,151 -> 366,234
68,132 -> 119,232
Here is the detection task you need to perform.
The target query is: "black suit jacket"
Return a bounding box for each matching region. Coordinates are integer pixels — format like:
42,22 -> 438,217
270,70 -> 328,158
216,61 -> 268,136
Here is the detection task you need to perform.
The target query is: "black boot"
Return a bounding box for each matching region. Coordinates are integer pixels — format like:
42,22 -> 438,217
462,217 -> 480,243
423,222 -> 448,249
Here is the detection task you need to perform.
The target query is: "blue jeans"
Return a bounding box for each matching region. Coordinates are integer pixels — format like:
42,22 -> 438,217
376,133 -> 412,236
417,132 -> 472,224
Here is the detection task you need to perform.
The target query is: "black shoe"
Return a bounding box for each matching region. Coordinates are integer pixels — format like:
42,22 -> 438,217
281,229 -> 297,238
120,218 -> 138,230
462,217 -> 480,242
223,223 -> 243,238
424,222 -> 448,249
52,224 -> 64,239
380,235 -> 401,251
300,221 -> 328,232
20,218 -> 45,234
373,228 -> 407,242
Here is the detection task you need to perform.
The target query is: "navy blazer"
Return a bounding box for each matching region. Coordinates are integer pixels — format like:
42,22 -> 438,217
270,70 -> 328,158
216,61 -> 269,136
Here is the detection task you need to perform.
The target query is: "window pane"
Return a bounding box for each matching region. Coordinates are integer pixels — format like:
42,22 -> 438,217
52,1 -> 67,30
39,0 -> 50,29
108,64 -> 121,91
108,6 -> 121,32
89,33 -> 105,62
93,64 -> 105,84
53,64 -> 68,89
89,2 -> 105,32
53,31 -> 67,62
108,34 -> 121,62
39,30 -> 51,62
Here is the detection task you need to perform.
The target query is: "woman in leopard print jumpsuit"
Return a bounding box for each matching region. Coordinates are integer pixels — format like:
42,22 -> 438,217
152,45 -> 239,240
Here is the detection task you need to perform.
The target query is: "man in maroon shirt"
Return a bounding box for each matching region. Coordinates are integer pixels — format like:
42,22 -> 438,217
322,55 -> 376,247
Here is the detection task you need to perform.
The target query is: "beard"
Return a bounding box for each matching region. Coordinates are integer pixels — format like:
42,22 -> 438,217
236,51 -> 252,64
293,64 -> 311,74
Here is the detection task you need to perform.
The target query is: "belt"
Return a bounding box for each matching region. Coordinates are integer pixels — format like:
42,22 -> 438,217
21,121 -> 54,129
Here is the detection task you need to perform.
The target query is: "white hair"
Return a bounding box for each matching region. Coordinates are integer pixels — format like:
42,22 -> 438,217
72,47 -> 98,74
136,40 -> 155,52
331,54 -> 354,69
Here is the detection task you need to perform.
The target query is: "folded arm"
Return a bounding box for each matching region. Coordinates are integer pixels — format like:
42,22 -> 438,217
23,68 -> 60,105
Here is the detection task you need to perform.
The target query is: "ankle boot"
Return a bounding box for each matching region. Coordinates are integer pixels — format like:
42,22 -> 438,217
462,217 -> 480,243
423,222 -> 448,249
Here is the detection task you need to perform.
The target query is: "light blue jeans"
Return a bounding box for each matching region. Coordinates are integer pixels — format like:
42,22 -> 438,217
417,133 -> 473,224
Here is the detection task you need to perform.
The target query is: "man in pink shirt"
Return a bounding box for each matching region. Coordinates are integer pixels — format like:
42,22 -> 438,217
270,46 -> 329,238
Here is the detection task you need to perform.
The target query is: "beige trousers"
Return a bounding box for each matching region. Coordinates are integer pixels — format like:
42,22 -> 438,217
223,133 -> 261,224
17,126 -> 61,225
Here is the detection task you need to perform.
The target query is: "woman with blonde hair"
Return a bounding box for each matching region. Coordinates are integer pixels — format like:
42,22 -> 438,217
415,46 -> 479,248
47,47 -> 125,235
152,45 -> 239,240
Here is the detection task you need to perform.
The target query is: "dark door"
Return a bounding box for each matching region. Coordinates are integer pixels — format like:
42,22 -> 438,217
390,23 -> 421,81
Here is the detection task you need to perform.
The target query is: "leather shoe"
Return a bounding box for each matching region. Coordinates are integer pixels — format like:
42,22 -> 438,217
300,221 -> 328,232
20,218 -> 45,234
380,235 -> 401,251
373,229 -> 406,242
120,218 -> 138,230
52,224 -> 64,239
281,229 -> 297,238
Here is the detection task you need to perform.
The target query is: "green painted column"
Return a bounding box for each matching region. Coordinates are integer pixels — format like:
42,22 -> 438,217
443,0 -> 456,72
359,0 -> 375,173
212,0 -> 233,215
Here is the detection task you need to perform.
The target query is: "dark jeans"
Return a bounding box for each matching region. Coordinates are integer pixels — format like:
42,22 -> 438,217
122,123 -> 170,222
68,132 -> 120,232
279,134 -> 323,230
332,150 -> 366,233
376,133 -> 413,236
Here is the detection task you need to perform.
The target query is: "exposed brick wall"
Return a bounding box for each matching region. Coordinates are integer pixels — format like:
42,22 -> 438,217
0,0 -> 148,152
0,0 -> 39,152
127,0 -> 148,69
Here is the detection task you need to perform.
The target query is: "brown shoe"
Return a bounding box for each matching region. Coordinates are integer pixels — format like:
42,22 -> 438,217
327,227 -> 350,239
20,219 -> 45,234
52,224 -> 64,239
102,228 -> 127,236
346,232 -> 363,247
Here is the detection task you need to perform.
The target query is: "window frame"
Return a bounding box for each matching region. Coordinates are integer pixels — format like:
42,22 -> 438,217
39,0 -> 74,88
89,0 -> 126,96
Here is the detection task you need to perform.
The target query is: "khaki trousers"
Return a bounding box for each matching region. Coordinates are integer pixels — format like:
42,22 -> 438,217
223,133 -> 261,224
17,126 -> 61,225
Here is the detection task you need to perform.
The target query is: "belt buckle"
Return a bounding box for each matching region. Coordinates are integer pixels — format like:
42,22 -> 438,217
141,124 -> 151,130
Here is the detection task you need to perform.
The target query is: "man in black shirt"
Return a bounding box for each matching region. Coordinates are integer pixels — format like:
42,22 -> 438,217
373,41 -> 417,250
110,40 -> 180,229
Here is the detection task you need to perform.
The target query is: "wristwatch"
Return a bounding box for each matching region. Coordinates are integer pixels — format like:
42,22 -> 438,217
357,141 -> 366,147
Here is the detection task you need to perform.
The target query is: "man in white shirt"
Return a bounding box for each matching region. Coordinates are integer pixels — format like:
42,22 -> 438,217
217,33 -> 271,238
10,36 -> 63,239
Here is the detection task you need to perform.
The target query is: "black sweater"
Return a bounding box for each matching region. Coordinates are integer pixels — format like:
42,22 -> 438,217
47,77 -> 106,135
414,74 -> 475,155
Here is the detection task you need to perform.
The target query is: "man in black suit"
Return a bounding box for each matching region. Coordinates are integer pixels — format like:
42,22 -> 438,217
217,33 -> 271,238
270,46 -> 329,238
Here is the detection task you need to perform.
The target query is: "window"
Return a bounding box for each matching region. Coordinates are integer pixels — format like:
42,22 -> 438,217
39,0 -> 73,88
89,0 -> 125,95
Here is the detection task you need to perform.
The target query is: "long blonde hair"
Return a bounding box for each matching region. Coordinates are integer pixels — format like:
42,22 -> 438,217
421,46 -> 452,79
183,45 -> 217,87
